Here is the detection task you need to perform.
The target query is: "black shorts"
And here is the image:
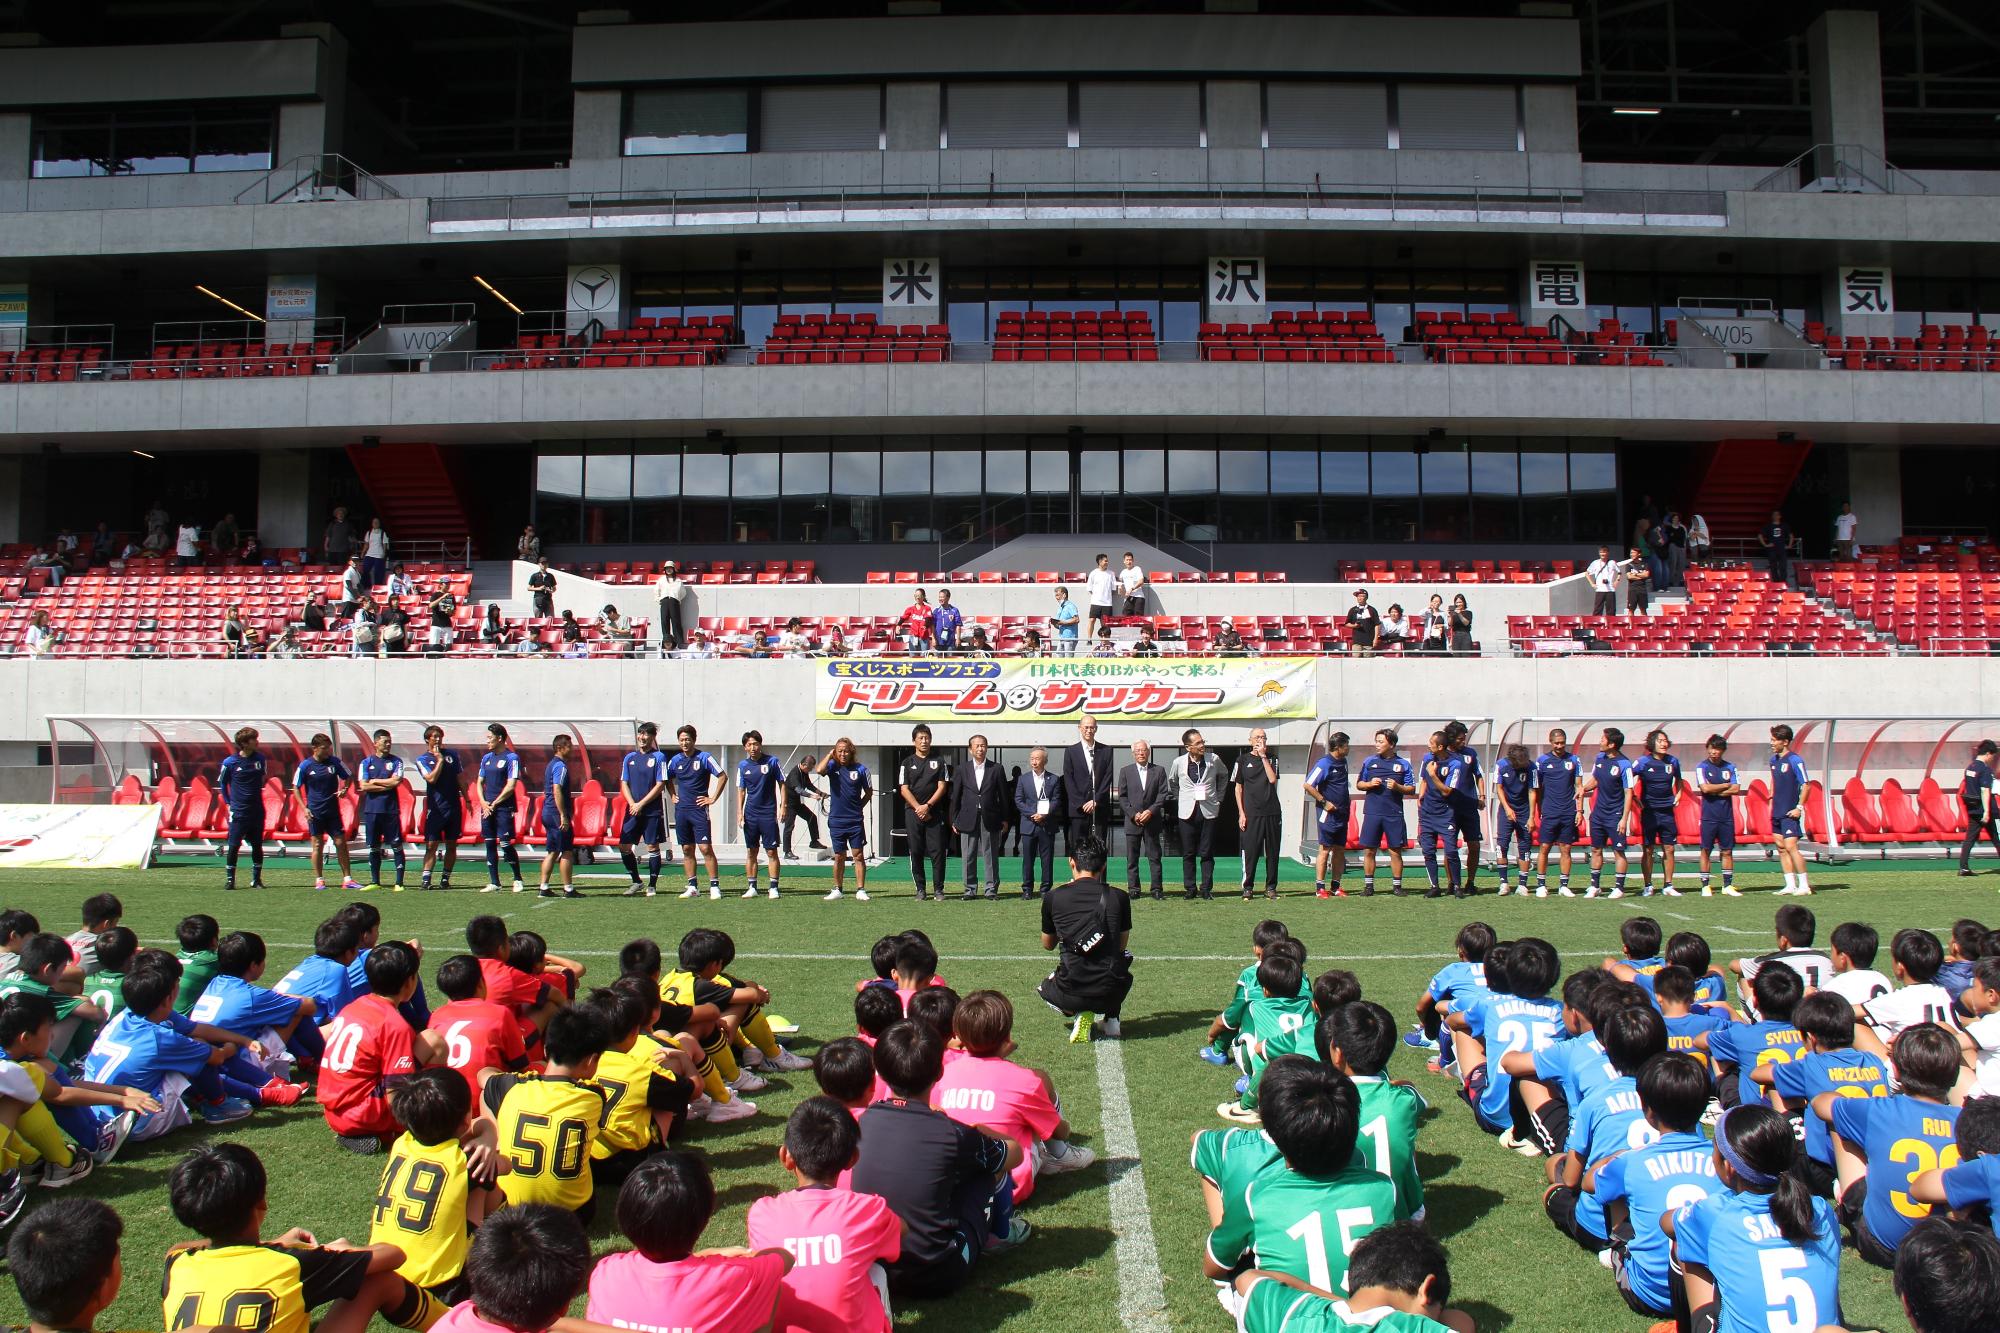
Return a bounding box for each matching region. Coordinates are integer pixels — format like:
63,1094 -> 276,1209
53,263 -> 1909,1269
426,1274 -> 472,1308
1544,1184 -> 1609,1252
1089,604 -> 1113,620
1837,1180 -> 1898,1268
656,1002 -> 695,1032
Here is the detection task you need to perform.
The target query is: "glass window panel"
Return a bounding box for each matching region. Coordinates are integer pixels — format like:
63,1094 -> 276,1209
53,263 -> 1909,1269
932,439 -> 983,539
1219,449 -> 1267,495
116,120 -> 190,175
1420,447 -> 1470,541
779,448 -> 829,541
828,450 -> 879,543
1159,268 -> 1202,344
1079,449 -> 1119,494
1321,449 -> 1370,540
882,450 -> 930,494
625,88 -> 750,156
584,454 -> 629,499
732,451 -> 781,541
1569,446 -> 1618,542
534,454 -> 583,544
192,117 -> 272,172
1371,446 -> 1418,542
32,117 -> 111,177
947,301 -> 987,344
681,450 -> 731,543
1271,451 -> 1318,492
832,450 -> 880,496
1168,449 -> 1217,493
1470,446 -> 1520,542
632,451 -> 680,542
1029,450 -> 1068,492
985,449 -> 1025,497
1122,447 -> 1165,494
732,451 -> 779,497
583,454 -> 631,544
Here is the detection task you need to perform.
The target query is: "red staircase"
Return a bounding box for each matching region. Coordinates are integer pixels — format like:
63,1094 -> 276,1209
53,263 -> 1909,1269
345,441 -> 477,558
1687,437 -> 1813,540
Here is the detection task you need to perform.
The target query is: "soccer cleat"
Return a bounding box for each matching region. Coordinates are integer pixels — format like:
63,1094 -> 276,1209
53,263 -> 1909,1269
1701,886 -> 1714,898
480,883 -> 500,893
1333,888 -> 1348,898
623,881 -> 645,896
0,1172 -> 23,1229
767,887 -> 780,900
1316,887 -> 1331,899
1040,1141 -> 1096,1174
314,878 -> 328,891
335,1133 -> 382,1154
562,887 -> 582,899
680,885 -> 701,899
1216,1101 -> 1262,1126
743,885 -> 760,898
196,1097 -> 256,1125
740,1045 -> 767,1068
1721,886 -> 1743,897
257,1078 -> 307,1107
703,1095 -> 757,1123
539,887 -> 557,898
1640,885 -> 1655,897
250,878 -> 266,890
1068,1011 -> 1094,1044
824,888 -> 844,901
710,885 -> 722,900
92,1110 -> 136,1166
392,884 -> 405,893
1493,884 -> 1510,897
986,1216 -> 1033,1254
37,1155 -> 93,1189
1497,1128 -> 1544,1158
1606,887 -> 1625,900
855,889 -> 870,902
366,883 -> 385,893
1197,1046 -> 1230,1066
1662,885 -> 1682,897
342,879 -> 364,892
1403,1028 -> 1433,1050
1584,886 -> 1600,898
1960,868 -> 1976,878
1535,885 -> 1548,898
1101,1017 -> 1122,1039
767,1049 -> 813,1072
1233,1076 -> 1251,1096
729,1070 -> 768,1094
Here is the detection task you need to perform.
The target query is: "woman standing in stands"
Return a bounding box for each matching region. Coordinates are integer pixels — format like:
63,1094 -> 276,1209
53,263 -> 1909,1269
349,595 -> 380,658
1687,512 -> 1711,568
378,598 -> 410,655
220,605 -> 247,658
1419,594 -> 1449,654
23,610 -> 56,658
1448,595 -> 1475,655
360,517 -> 390,588
426,584 -> 458,655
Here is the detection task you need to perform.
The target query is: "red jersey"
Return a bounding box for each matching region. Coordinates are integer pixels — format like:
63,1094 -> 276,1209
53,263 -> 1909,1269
898,604 -> 932,642
477,957 -> 544,1014
427,998 -> 527,1079
318,994 -> 417,1118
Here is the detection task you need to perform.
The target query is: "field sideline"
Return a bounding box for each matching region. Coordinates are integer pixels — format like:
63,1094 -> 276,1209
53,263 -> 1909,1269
0,858 -> 1989,1332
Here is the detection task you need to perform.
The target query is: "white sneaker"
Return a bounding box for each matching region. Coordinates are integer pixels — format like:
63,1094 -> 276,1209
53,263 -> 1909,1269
1721,886 -> 1743,897
480,883 -> 500,893
1101,1017 -> 1122,1039
1606,887 -> 1625,900
1640,885 -> 1655,897
824,888 -> 844,901
743,885 -> 760,898
511,881 -> 526,893
1557,886 -> 1576,898
679,885 -> 700,899
1597,1248 -> 1616,1271
709,886 -> 722,900
622,881 -> 646,897
767,887 -> 780,899
1662,885 -> 1682,897
730,1070 -> 768,1094
1584,886 -> 1600,898
1701,886 -> 1714,898
1040,1141 -> 1097,1174
740,1045 -> 767,1069
685,1095 -> 712,1122
645,886 -> 656,898
1795,886 -> 1813,895
705,1095 -> 758,1123
855,889 -> 870,902
1493,884 -> 1511,897
1216,1101 -> 1262,1125
91,1110 -> 136,1167
767,1049 -> 813,1072
1535,885 -> 1548,898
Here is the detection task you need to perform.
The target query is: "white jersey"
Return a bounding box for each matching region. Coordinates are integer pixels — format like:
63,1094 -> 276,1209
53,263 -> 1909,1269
1964,1013 -> 2000,1098
1086,568 -> 1118,607
1738,949 -> 1834,992
1821,969 -> 1893,1009
1860,982 -> 1953,1040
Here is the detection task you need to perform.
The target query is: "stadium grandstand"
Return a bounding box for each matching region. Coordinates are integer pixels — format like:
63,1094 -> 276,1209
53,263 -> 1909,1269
8,7 -> 2000,1330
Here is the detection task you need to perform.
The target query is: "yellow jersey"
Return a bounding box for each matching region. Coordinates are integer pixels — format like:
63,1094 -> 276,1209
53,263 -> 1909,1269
370,1131 -> 473,1288
484,1073 -> 605,1213
163,1242 -> 374,1333
591,1036 -> 685,1157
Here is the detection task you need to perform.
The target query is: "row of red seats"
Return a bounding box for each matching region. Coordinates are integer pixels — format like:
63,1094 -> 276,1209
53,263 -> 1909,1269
129,341 -> 338,381
993,310 -> 1157,363
1807,321 -> 2000,372
574,558 -> 816,584
1198,313 -> 1391,363
863,569 -> 1286,584
757,323 -> 950,365
0,346 -> 106,383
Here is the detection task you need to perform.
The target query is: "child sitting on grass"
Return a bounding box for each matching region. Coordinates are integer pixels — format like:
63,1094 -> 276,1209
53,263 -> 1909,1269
83,966 -> 256,1142
1233,1221 -> 1476,1333
1541,1004 -> 1668,1254
318,941 -> 428,1154
1590,1052 -> 1719,1320
1910,1096 -> 2000,1236
65,893 -> 120,976
857,930 -> 948,994
815,1036 -> 881,1122
1324,1000 -> 1427,1222
748,1097 -> 904,1333
6,1197 -> 130,1333
587,1152 -> 791,1332
1202,919 -> 1291,1068
426,955 -> 529,1090
0,932 -> 108,1065
606,975 -> 738,1125
164,1141 -> 446,1333
370,1066 -> 507,1307
616,939 -> 742,1116
189,930 -> 322,1082
934,990 -> 1094,1200
1751,990 -> 1887,1197
1856,927 -> 1953,1043
1406,922 -> 1493,1073
1819,1021 -> 1962,1267
484,1007 -> 611,1221
1219,949 -> 1317,1124
582,986 -> 694,1175
1,992 -> 150,1174
83,926 -> 138,1022
430,1203 -> 611,1333
173,914 -> 222,1016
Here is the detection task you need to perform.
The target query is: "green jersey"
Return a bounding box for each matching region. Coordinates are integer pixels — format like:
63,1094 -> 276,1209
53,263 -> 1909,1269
1238,993 -> 1319,1111
1352,1075 -> 1426,1221
1208,1161 -> 1398,1295
1220,962 -> 1263,1034
1192,1125 -> 1284,1188
174,948 -> 219,1016
1241,1277 -> 1456,1333
0,975 -> 94,1062
86,971 -> 128,1024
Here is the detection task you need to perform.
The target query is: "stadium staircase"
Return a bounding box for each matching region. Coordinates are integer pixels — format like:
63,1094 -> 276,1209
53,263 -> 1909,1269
1686,437 -> 1813,540
345,441 -> 477,558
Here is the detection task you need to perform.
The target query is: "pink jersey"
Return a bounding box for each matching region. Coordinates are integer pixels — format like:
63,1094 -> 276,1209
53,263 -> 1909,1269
746,1185 -> 902,1333
430,1305 -> 513,1333
932,1053 -> 1063,1200
587,1250 -> 787,1333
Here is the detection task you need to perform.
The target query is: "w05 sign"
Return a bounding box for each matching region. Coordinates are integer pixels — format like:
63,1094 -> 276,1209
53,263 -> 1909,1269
815,657 -> 1316,723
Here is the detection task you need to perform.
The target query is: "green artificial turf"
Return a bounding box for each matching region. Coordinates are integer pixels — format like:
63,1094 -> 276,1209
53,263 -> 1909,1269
0,855 -> 1987,1332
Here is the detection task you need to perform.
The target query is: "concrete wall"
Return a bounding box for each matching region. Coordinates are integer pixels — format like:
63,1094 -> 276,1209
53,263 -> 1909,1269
7,360 -> 2000,449
1844,444 -> 1902,546
0,39 -> 326,107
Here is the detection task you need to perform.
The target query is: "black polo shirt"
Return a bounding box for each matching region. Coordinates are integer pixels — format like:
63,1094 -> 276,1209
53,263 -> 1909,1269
900,753 -> 948,807
1345,603 -> 1380,646
852,1097 -> 1008,1264
1234,751 -> 1281,817
1041,876 -> 1132,994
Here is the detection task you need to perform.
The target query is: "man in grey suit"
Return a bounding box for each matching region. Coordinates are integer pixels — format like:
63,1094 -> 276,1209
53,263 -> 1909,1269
948,733 -> 1008,900
1062,714 -> 1116,854
1168,728 -> 1227,900
1114,740 -> 1168,900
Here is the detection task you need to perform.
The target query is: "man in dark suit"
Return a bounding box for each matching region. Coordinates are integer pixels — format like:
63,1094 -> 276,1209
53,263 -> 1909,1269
1062,714 -> 1115,855
1014,748 -> 1062,898
1114,739 -> 1168,900
947,733 -> 1008,900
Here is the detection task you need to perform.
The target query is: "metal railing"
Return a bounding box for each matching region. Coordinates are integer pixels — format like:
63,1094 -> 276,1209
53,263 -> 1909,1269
1752,143 -> 1928,196
233,154 -> 403,206
427,180 -> 1730,233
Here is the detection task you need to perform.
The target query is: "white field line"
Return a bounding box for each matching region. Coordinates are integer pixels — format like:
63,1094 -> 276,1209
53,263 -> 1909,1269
1095,1034 -> 1171,1333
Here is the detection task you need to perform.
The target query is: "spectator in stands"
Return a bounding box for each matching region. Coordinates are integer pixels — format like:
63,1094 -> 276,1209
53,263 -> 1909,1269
528,558 -> 556,617
26,546 -> 68,586
517,525 -> 541,562
300,588 -> 331,632
350,596 -> 380,658
1130,624 -> 1160,658
1662,511 -> 1689,589
378,599 -> 410,655
479,604 -> 507,650
1346,589 -> 1381,657
654,562 -> 687,654
239,533 -> 263,566
321,505 -> 355,567
967,627 -> 995,657
1050,587 -> 1081,654
1759,510 -> 1794,586
1086,553 -> 1118,639
1418,595 -> 1449,654
1020,628 -> 1048,657
1687,512 -> 1711,567
174,521 -> 201,567
359,518 -> 390,588
339,556 -> 366,614
776,617 -> 811,655
386,564 -> 415,598
1642,516 -> 1670,589
425,585 -> 457,654
144,499 -> 170,550
210,513 -> 240,559
270,627 -> 303,659
1834,501 -> 1860,561
823,626 -> 850,657
1587,545 -> 1621,616
240,625 -> 266,658
1118,552 -> 1147,616
1377,604 -> 1410,651
1448,595 -> 1475,654
899,589 -> 934,652
52,528 -> 78,560
679,629 -> 717,660
601,605 -> 638,653
933,590 -> 963,652
1625,546 -> 1652,613
23,610 -> 56,658
88,520 -> 114,564
221,605 -> 247,658
1090,630 -> 1117,658
559,610 -> 583,645
1215,623 -> 1248,655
